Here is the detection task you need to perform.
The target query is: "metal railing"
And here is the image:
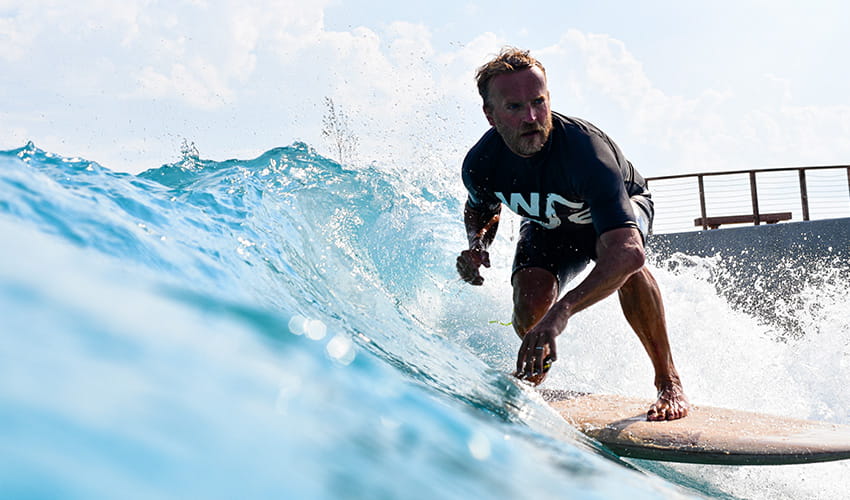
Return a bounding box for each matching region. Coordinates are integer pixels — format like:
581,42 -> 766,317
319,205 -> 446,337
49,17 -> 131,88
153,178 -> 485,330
646,165 -> 850,234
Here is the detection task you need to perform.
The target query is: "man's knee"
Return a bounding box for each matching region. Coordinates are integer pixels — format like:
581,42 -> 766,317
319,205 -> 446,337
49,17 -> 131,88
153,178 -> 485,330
512,267 -> 559,301
511,267 -> 558,335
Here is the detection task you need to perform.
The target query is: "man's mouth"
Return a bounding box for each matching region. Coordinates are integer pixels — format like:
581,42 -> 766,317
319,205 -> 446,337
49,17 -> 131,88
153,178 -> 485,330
521,129 -> 543,138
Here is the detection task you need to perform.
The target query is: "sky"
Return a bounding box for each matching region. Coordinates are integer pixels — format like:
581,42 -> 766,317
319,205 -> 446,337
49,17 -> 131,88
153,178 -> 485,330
2,0 -> 849,177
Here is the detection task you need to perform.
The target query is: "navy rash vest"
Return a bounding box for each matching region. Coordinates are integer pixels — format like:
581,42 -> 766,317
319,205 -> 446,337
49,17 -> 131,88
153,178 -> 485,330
462,112 -> 652,236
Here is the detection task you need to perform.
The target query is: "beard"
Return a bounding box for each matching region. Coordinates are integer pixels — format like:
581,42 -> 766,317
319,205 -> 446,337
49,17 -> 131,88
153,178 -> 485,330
494,113 -> 553,157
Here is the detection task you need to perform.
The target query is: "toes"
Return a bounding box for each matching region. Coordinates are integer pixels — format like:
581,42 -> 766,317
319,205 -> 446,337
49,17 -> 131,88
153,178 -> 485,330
646,403 -> 663,421
647,400 -> 689,421
647,407 -> 664,421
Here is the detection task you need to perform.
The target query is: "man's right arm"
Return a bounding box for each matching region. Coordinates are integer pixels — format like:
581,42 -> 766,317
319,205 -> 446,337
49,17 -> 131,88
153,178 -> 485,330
465,200 -> 500,250
457,201 -> 501,285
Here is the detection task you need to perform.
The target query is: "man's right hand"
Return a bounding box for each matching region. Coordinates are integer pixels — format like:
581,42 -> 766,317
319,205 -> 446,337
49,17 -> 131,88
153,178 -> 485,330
456,247 -> 490,285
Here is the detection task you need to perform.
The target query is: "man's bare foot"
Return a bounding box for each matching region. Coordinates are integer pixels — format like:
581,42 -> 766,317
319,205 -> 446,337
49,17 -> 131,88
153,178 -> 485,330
647,381 -> 690,421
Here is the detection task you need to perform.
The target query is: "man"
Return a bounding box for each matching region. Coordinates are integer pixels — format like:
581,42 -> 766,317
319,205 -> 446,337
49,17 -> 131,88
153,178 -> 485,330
456,48 -> 689,421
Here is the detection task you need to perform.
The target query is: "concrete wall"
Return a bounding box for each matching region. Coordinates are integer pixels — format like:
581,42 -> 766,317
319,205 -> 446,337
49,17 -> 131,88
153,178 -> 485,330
648,217 -> 849,264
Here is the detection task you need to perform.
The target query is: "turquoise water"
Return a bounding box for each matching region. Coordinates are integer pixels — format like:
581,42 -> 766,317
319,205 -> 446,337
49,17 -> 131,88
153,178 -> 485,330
1,142 -> 848,499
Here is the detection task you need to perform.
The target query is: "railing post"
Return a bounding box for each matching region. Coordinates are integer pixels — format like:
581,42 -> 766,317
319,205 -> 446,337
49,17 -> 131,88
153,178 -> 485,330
645,179 -> 653,235
749,171 -> 761,225
698,175 -> 707,230
847,167 -> 850,202
799,168 -> 810,221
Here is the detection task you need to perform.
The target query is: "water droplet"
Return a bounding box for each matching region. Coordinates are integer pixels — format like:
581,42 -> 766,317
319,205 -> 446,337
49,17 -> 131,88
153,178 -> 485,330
304,319 -> 327,340
288,315 -> 307,335
468,431 -> 491,460
326,334 -> 355,365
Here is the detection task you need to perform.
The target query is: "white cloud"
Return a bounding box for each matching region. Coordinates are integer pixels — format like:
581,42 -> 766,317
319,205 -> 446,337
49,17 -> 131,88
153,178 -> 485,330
134,63 -> 233,110
0,12 -> 35,61
536,30 -> 850,175
2,2 -> 848,178
1,0 -> 332,109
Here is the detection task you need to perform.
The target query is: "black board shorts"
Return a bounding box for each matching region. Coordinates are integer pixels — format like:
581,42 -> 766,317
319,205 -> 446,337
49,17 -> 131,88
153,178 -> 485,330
511,196 -> 653,289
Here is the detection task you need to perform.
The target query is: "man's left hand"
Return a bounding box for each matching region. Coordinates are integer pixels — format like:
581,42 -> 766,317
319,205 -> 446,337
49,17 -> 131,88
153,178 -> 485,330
514,318 -> 561,385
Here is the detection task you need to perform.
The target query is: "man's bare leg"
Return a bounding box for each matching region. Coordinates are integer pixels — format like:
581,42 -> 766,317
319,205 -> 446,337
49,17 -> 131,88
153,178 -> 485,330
618,266 -> 689,421
511,267 -> 559,384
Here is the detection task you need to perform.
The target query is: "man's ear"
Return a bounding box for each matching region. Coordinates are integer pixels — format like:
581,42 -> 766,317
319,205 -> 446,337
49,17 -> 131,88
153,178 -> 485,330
483,104 -> 495,126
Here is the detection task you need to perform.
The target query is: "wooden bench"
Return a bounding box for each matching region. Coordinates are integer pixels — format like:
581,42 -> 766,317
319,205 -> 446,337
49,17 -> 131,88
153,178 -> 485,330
694,212 -> 792,229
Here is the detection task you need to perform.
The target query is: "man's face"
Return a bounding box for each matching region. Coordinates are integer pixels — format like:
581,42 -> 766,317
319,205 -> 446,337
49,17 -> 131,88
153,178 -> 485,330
484,67 -> 552,158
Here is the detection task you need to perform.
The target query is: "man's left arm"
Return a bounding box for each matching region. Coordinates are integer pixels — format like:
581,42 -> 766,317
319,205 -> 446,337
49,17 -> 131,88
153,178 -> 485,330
515,227 -> 645,380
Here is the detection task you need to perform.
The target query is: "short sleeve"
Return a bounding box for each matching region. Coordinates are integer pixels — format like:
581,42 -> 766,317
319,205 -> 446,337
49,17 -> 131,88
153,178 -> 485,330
462,153 -> 501,212
577,132 -> 639,235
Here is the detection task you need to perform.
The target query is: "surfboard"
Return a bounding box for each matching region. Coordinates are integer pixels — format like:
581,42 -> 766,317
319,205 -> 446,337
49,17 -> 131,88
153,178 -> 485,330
541,390 -> 850,465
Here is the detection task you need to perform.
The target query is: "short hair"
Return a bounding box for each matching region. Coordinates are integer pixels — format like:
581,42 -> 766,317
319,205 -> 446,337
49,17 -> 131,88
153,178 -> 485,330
475,47 -> 546,108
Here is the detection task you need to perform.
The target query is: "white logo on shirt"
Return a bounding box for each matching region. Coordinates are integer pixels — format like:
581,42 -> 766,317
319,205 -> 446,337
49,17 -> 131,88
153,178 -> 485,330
494,192 -> 592,229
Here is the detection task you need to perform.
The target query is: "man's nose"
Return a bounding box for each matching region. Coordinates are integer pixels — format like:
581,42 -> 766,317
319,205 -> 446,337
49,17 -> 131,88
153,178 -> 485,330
522,105 -> 537,122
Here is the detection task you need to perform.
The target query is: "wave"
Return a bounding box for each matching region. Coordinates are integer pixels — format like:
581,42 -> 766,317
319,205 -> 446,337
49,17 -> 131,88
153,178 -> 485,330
2,141 -> 848,499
